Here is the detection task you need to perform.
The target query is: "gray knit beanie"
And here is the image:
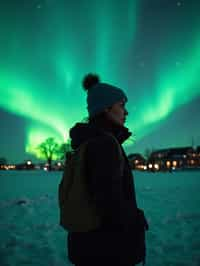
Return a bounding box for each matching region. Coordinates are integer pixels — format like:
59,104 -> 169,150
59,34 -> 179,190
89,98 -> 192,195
82,74 -> 128,117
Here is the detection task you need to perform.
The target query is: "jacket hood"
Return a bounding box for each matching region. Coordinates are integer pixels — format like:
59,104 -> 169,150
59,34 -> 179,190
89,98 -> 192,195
69,122 -> 132,150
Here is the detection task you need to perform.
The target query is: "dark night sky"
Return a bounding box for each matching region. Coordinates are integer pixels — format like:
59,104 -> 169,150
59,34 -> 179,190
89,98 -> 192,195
0,0 -> 200,163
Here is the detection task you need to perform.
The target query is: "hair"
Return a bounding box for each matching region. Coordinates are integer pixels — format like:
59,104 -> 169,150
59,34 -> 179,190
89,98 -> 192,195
82,73 -> 100,92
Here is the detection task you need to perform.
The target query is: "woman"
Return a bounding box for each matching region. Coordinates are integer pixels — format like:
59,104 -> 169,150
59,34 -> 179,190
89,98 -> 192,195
67,74 -> 148,266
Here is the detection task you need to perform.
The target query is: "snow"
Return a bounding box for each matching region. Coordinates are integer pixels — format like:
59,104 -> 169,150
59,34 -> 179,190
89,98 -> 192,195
0,170 -> 200,266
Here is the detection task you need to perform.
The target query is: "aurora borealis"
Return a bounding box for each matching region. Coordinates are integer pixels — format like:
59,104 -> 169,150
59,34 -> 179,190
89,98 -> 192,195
0,0 -> 200,162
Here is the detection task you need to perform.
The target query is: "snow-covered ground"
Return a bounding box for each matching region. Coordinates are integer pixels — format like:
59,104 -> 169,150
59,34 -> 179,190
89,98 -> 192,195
0,170 -> 200,266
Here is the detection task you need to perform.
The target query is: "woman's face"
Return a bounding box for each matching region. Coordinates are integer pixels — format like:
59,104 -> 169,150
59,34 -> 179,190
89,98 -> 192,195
105,99 -> 128,126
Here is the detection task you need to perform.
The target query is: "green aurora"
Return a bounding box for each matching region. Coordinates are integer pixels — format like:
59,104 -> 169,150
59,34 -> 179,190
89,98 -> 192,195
0,0 -> 200,160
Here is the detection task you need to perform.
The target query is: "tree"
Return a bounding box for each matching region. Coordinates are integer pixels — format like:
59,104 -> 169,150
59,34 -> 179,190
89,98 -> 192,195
0,157 -> 7,165
59,139 -> 73,161
144,148 -> 154,160
38,137 -> 60,171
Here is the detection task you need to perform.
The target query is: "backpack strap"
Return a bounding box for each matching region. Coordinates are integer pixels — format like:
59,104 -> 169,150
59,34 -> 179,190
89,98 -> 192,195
59,140 -> 101,232
59,132 -> 125,232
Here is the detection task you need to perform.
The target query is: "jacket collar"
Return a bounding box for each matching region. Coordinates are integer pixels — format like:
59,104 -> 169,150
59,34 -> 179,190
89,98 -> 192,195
70,119 -> 132,150
89,120 -> 132,145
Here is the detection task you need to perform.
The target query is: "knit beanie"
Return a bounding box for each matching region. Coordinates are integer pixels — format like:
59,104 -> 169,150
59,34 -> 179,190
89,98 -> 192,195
82,74 -> 128,117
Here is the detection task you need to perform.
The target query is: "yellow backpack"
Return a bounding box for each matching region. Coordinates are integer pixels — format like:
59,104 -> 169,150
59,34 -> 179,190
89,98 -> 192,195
58,134 -> 123,232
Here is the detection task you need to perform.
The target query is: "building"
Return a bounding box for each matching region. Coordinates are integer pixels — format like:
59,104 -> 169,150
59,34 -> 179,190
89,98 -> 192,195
15,160 -> 35,170
147,146 -> 199,171
128,153 -> 147,170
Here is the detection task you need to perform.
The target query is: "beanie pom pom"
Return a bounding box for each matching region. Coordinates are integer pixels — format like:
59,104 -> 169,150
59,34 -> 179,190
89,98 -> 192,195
82,73 -> 100,91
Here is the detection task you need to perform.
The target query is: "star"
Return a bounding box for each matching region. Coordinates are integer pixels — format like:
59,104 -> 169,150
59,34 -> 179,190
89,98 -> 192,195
177,2 -> 182,7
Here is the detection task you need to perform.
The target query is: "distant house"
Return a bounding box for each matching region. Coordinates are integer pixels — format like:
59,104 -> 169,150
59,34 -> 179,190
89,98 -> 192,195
15,160 -> 35,170
148,146 -> 196,171
168,146 -> 198,168
127,153 -> 146,170
196,146 -> 200,167
196,146 -> 200,153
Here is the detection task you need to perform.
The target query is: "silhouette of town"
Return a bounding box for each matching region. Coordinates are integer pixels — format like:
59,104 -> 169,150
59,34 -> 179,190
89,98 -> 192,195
128,145 -> 200,172
1,145 -> 200,172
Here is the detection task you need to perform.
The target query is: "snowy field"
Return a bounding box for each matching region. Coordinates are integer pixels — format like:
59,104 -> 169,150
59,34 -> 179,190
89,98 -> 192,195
0,170 -> 200,266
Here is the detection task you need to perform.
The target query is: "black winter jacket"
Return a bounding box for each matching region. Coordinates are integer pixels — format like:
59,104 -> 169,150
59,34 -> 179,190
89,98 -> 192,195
67,121 -> 147,265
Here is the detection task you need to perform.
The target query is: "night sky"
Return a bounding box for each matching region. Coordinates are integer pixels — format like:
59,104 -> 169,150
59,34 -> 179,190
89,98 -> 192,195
0,0 -> 200,163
